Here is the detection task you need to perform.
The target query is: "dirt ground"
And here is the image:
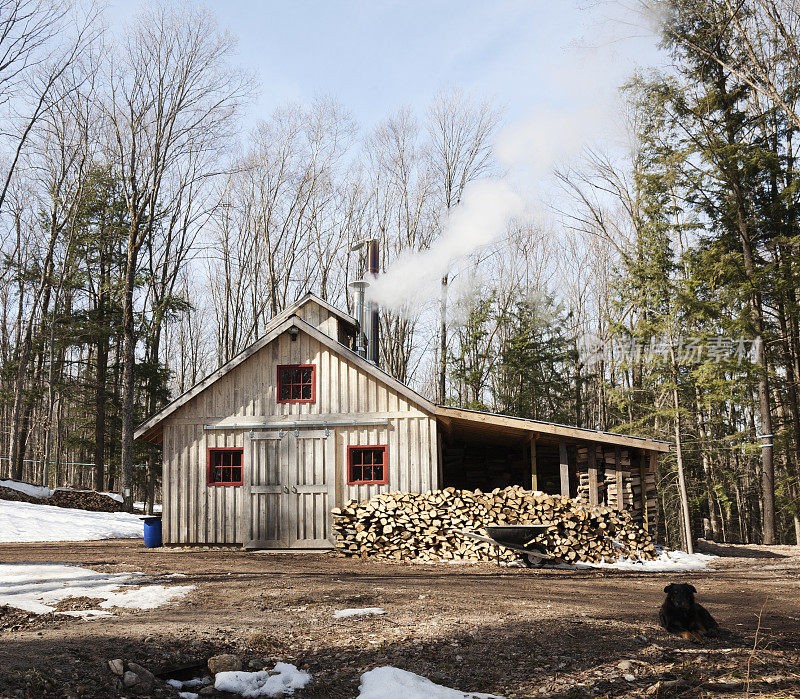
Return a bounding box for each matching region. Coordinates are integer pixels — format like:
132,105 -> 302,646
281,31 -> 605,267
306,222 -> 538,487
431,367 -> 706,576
0,541 -> 798,698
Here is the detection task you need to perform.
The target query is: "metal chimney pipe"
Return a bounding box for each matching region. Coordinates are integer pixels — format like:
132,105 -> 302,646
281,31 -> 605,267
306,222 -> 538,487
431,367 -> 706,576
348,279 -> 368,357
367,239 -> 380,365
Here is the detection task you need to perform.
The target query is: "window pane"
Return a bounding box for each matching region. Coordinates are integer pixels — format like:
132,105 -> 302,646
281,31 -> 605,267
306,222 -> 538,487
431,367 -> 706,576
214,467 -> 222,483
222,452 -> 230,467
373,464 -> 384,481
232,467 -> 242,483
279,382 -> 291,400
373,449 -> 384,466
232,451 -> 241,467
223,467 -> 232,482
351,465 -> 362,482
351,450 -> 362,465
301,367 -> 311,382
362,450 -> 372,465
301,385 -> 311,399
292,369 -> 301,383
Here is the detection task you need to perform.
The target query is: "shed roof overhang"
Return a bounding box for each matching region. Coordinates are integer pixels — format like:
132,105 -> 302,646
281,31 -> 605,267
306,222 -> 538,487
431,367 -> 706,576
435,406 -> 671,453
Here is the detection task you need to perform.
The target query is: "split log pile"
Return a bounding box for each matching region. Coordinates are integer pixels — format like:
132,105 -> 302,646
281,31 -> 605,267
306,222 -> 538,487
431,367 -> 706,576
331,485 -> 657,564
0,485 -> 124,512
50,489 -> 125,512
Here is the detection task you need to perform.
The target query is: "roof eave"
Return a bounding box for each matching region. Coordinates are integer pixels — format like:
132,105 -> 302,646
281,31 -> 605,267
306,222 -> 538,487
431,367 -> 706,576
435,405 -> 672,453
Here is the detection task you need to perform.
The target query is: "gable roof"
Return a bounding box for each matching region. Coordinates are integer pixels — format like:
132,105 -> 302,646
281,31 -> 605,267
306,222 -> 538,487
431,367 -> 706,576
134,313 -> 436,443
287,292 -> 358,331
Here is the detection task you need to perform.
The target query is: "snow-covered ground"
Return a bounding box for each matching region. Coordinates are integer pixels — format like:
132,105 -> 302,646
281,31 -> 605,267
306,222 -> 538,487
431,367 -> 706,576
333,607 -> 385,618
214,663 -> 312,697
0,499 -> 144,542
0,562 -> 194,616
358,667 -> 503,699
552,549 -> 716,573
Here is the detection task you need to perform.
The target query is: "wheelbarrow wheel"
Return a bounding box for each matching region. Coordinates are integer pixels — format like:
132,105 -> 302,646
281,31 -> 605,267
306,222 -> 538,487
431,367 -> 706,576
523,553 -> 543,568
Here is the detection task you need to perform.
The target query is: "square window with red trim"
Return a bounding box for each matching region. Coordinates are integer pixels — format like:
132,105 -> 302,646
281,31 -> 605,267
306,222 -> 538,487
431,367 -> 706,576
277,364 -> 316,403
207,447 -> 243,486
348,445 -> 388,485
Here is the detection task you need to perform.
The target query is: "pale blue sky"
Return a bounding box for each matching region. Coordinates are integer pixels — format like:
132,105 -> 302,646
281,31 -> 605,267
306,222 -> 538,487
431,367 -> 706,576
108,1 -> 665,134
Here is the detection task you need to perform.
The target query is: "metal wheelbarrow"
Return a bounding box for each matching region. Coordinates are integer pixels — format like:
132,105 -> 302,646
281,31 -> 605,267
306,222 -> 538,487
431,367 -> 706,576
459,525 -> 555,567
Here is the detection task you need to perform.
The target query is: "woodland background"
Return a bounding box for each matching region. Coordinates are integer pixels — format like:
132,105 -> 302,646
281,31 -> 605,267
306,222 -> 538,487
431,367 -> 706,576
1,0 -> 799,548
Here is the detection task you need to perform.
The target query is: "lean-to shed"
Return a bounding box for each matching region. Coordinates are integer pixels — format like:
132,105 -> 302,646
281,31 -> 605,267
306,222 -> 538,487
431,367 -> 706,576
135,293 -> 670,548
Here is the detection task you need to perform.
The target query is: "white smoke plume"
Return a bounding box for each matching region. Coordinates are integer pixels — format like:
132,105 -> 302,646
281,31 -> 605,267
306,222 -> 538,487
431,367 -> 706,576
366,179 -> 525,312
365,5 -> 660,315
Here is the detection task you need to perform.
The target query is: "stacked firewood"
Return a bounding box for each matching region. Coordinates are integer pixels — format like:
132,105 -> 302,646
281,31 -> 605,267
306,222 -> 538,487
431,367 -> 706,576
576,446 -> 657,531
331,485 -> 657,564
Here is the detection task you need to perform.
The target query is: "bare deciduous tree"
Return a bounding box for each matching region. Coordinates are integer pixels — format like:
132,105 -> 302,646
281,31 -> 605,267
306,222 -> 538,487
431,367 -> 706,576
103,3 -> 251,508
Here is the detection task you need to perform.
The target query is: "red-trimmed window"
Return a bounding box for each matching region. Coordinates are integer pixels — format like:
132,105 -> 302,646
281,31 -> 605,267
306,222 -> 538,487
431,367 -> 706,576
277,364 -> 316,403
348,445 -> 388,485
207,447 -> 243,486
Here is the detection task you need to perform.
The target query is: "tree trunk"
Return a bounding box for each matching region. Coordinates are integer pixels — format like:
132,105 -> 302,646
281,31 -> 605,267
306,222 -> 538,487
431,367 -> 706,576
670,354 -> 693,554
146,446 -> 157,516
120,240 -> 139,511
694,388 -> 721,539
438,274 -> 448,403
93,246 -> 109,492
93,331 -> 108,491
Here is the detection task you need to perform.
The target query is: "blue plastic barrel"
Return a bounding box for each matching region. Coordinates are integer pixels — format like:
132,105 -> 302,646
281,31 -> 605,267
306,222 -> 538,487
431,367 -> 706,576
142,517 -> 162,548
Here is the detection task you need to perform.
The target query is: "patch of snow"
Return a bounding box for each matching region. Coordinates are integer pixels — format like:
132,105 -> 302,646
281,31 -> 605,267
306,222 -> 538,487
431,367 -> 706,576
333,607 -> 385,618
179,693 -> 199,699
0,499 -> 144,542
0,479 -> 52,499
358,667 -> 503,699
168,677 -> 210,691
0,562 -> 194,615
101,491 -> 124,503
56,609 -> 114,620
214,662 -> 312,697
98,584 -> 194,610
134,501 -> 163,513
584,549 -> 716,572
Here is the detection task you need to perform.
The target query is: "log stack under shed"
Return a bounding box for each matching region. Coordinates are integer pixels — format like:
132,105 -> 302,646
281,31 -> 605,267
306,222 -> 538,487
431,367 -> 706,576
331,486 -> 657,564
576,446 -> 657,531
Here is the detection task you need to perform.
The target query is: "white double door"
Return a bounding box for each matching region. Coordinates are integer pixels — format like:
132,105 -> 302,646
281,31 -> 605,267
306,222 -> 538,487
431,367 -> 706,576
242,429 -> 335,549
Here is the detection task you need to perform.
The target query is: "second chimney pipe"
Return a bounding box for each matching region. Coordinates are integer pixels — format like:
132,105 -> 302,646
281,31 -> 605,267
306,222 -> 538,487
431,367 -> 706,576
367,240 -> 379,364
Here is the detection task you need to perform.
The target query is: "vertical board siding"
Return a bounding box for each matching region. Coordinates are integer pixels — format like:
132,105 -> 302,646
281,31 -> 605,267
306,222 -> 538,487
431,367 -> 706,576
160,300 -> 435,546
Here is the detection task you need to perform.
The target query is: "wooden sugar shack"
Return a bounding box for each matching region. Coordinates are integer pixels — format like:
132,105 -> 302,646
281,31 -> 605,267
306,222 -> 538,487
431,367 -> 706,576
135,293 -> 670,548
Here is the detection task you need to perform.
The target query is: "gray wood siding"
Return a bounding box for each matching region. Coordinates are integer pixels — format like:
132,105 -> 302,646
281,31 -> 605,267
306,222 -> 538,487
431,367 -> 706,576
161,304 -> 436,545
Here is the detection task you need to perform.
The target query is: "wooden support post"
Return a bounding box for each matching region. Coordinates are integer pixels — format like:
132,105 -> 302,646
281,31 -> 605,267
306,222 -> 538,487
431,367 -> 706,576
588,445 -> 598,506
559,439 -> 569,498
614,445 -> 623,511
530,436 -> 538,492
649,450 -> 659,530
436,433 -> 444,490
640,448 -> 649,531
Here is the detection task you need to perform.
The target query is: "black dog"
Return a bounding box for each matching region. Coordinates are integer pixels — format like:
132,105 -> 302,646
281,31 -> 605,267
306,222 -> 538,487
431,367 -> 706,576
659,583 -> 719,641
